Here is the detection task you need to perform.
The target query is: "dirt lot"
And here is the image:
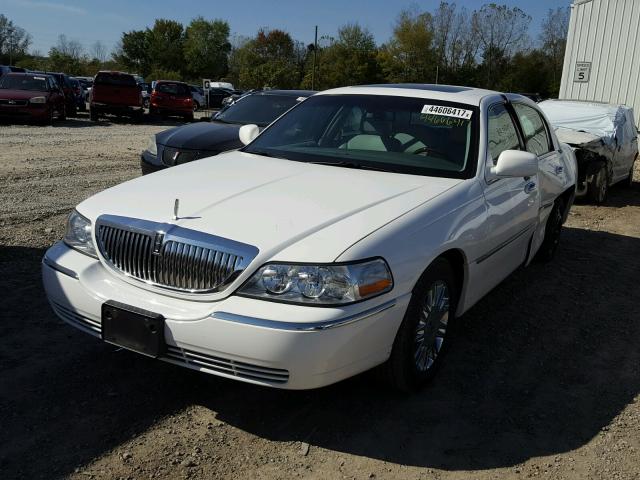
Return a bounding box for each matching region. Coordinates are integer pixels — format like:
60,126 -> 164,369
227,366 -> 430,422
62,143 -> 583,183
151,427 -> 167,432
1,114 -> 639,480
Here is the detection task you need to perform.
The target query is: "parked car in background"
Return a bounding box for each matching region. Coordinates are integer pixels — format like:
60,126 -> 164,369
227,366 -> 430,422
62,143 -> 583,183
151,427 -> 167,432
141,89 -> 314,174
149,80 -> 194,121
68,77 -> 86,112
206,87 -> 234,108
30,71 -> 77,117
0,72 -> 65,124
220,89 -> 251,109
189,85 -> 205,110
90,71 -> 143,122
539,99 -> 638,203
0,65 -> 26,78
44,84 -> 576,391
76,77 -> 93,102
139,82 -> 152,108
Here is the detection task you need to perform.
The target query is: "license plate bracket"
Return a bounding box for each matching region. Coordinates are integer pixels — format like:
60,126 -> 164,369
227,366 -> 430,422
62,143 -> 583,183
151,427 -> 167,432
101,301 -> 165,358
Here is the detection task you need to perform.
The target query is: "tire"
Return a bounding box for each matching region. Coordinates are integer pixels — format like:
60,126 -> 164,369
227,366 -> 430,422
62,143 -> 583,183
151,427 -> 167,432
536,197 -> 565,263
625,160 -> 636,187
382,258 -> 457,392
184,113 -> 194,122
58,105 -> 66,121
587,162 -> 608,204
90,109 -> 99,122
193,101 -> 200,112
42,107 -> 55,126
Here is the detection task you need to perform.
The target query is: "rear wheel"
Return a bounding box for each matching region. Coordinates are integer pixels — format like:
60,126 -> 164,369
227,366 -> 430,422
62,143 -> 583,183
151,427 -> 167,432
184,113 -> 194,122
587,162 -> 608,204
625,160 -> 636,187
382,258 -> 456,392
536,197 -> 565,263
58,105 -> 66,121
193,101 -> 200,112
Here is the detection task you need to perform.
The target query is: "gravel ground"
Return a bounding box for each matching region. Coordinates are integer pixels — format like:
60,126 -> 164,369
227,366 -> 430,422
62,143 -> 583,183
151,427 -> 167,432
1,115 -> 639,480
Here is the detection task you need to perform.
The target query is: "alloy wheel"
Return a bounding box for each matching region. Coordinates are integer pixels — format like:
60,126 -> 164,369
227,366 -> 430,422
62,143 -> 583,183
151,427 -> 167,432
414,280 -> 450,372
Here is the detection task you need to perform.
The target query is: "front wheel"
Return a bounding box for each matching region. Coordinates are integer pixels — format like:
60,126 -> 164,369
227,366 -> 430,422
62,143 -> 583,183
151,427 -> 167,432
587,162 -> 608,204
90,109 -> 99,122
382,258 -> 456,392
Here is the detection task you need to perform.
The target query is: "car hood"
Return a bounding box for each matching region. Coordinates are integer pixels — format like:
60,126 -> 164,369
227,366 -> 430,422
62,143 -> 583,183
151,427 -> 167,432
0,89 -> 47,100
78,151 -> 462,263
156,121 -> 241,151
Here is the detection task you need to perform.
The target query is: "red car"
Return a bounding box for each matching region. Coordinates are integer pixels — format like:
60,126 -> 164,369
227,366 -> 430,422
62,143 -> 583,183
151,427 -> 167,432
150,81 -> 194,121
90,71 -> 143,122
0,73 -> 66,124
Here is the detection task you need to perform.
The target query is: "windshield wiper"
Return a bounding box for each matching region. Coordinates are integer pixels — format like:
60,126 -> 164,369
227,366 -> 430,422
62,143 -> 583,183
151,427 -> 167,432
309,160 -> 393,172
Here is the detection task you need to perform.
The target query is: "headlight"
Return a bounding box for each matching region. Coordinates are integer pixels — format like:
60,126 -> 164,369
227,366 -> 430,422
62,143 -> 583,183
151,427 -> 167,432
146,135 -> 157,156
63,210 -> 97,258
238,258 -> 393,305
30,96 -> 47,104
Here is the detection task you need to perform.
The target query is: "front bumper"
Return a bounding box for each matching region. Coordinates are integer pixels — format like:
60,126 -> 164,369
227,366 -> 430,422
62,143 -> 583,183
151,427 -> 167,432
140,151 -> 166,175
0,104 -> 49,121
42,242 -> 408,389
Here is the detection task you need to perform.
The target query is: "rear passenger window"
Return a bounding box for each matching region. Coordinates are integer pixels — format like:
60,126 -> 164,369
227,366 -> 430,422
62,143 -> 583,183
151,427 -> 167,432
487,103 -> 521,164
513,103 -> 552,156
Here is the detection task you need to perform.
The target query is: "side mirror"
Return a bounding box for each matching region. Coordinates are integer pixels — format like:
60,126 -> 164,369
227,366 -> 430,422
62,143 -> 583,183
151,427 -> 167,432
491,150 -> 538,178
239,124 -> 260,146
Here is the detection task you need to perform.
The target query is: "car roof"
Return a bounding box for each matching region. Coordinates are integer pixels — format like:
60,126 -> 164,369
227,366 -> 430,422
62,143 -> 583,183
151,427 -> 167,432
540,98 -> 630,111
316,84 -> 499,106
4,72 -> 52,78
254,89 -> 316,97
156,80 -> 188,84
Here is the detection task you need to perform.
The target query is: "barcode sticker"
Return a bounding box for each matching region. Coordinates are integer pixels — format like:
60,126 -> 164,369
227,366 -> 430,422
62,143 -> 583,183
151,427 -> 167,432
421,105 -> 473,120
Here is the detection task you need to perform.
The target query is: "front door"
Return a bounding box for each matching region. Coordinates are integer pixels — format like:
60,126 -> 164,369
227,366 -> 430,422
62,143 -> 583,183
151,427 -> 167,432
472,101 -> 540,303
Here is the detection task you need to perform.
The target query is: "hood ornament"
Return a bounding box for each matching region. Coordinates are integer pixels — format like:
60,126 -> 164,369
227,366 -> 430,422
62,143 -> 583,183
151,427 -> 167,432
173,199 -> 179,220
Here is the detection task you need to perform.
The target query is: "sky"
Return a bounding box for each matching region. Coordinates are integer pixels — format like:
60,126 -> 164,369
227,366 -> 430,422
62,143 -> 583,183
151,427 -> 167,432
3,0 -> 572,56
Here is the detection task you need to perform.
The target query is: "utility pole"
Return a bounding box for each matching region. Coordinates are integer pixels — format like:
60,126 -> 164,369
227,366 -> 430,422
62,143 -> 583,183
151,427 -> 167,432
312,26 -> 318,90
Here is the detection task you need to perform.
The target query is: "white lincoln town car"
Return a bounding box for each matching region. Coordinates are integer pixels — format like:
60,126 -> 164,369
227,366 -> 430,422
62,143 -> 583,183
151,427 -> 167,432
43,84 -> 577,391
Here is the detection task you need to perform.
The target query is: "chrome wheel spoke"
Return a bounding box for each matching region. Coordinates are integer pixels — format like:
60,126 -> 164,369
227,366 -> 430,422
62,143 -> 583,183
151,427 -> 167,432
413,280 -> 450,373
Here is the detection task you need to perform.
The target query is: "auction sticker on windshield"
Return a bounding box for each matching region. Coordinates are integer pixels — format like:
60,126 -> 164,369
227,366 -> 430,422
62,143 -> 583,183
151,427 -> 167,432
421,105 -> 473,120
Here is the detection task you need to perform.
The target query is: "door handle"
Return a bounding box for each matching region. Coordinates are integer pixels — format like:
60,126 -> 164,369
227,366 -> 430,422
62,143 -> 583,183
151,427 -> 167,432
524,181 -> 537,194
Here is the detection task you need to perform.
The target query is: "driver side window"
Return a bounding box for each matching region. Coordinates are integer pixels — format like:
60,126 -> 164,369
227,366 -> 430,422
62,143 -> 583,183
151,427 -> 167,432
487,103 -> 521,165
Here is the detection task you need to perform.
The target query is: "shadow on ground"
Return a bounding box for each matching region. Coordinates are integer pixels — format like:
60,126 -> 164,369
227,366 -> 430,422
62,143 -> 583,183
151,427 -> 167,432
1,222 -> 639,478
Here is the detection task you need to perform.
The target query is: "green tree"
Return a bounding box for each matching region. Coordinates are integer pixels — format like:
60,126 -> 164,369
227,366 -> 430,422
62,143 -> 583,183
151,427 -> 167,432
540,7 -> 570,95
183,17 -> 230,80
115,30 -> 151,76
311,24 -> 380,89
378,9 -> 436,83
148,19 -> 185,75
232,29 -> 301,89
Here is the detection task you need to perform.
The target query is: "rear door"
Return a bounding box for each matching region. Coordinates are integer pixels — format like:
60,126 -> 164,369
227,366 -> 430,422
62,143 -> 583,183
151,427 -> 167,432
511,102 -> 567,210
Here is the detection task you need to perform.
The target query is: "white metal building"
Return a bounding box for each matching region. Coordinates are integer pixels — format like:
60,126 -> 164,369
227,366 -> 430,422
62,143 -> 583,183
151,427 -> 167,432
560,0 -> 640,118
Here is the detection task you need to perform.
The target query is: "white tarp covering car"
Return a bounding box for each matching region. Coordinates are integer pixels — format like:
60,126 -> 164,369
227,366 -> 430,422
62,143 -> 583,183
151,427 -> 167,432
539,100 -> 638,203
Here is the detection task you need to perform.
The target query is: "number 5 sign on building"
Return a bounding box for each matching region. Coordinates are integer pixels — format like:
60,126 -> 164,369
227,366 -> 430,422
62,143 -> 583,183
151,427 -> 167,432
574,62 -> 591,83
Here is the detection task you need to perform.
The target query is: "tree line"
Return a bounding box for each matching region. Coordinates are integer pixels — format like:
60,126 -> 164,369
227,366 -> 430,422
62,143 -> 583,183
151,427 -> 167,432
3,3 -> 570,97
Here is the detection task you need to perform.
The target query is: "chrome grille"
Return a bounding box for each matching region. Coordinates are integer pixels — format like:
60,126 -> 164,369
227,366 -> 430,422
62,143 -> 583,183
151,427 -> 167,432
95,216 -> 258,293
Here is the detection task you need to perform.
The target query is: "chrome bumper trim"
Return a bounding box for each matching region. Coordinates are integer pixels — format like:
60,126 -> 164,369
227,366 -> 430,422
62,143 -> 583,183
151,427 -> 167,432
43,256 -> 79,279
211,299 -> 396,332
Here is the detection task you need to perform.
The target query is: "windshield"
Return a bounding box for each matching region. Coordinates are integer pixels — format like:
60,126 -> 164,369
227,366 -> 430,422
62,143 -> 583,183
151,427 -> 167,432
0,75 -> 48,91
244,94 -> 478,178
215,94 -> 301,127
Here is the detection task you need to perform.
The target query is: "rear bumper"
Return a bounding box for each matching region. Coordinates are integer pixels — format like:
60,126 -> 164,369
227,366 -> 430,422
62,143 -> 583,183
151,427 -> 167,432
42,242 -> 408,390
150,103 -> 193,116
91,102 -> 143,116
